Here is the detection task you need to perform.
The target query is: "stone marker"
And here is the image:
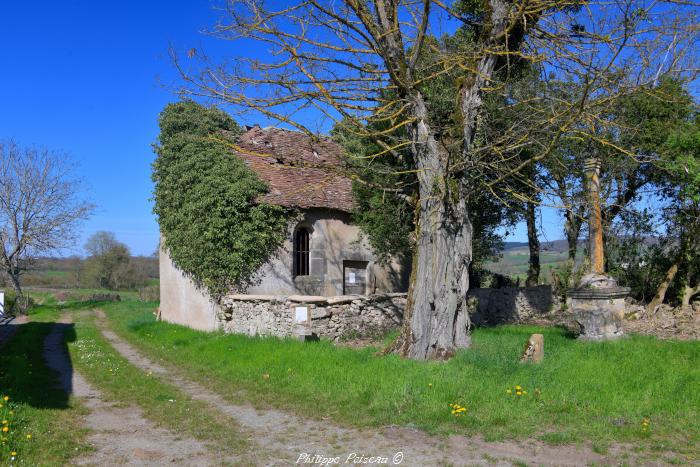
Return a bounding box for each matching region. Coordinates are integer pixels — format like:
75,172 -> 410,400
520,333 -> 544,363
292,304 -> 314,341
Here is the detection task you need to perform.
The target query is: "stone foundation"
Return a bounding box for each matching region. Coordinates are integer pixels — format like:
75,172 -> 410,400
218,293 -> 406,341
568,274 -> 628,340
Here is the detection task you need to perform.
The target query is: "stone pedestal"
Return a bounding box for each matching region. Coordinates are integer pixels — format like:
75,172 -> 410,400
568,274 -> 628,340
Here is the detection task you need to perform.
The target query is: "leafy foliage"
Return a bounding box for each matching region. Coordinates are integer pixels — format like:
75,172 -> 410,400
83,231 -> 148,290
152,101 -> 291,295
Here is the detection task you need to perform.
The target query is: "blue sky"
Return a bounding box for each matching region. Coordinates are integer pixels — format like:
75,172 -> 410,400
0,1 -> 563,256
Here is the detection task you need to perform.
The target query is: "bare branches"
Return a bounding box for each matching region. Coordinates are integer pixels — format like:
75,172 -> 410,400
0,141 -> 94,298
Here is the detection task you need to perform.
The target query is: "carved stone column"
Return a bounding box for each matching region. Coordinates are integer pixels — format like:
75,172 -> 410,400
568,157 -> 627,340
585,158 -> 605,274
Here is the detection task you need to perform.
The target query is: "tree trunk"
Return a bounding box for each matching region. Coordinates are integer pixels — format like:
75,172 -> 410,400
648,260 -> 680,313
7,265 -> 25,314
390,0 -> 522,360
390,98 -> 473,360
525,202 -> 540,287
564,211 -> 581,264
681,282 -> 700,308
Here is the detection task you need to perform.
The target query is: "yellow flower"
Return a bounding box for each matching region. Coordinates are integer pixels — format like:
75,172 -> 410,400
515,386 -> 522,391
26,434 -> 32,439
2,427 -> 8,432
516,391 -> 522,396
2,420 -> 7,425
11,451 -> 16,456
506,389 -> 512,394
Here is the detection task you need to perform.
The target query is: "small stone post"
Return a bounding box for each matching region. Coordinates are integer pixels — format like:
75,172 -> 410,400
520,334 -> 544,363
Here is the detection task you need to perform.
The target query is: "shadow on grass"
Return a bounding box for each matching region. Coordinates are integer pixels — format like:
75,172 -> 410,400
0,320 -> 76,410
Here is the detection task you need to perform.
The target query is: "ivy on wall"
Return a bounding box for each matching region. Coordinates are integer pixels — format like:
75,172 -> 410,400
152,101 -> 292,295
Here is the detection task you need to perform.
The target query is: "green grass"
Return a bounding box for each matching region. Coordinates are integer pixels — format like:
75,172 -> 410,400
1,298 -> 250,465
0,305 -> 90,465
102,300 -> 700,458
62,302 -> 251,461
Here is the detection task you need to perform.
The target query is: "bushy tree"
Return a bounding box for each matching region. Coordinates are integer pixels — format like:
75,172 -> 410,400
152,101 -> 291,295
83,231 -> 141,290
647,120 -> 700,310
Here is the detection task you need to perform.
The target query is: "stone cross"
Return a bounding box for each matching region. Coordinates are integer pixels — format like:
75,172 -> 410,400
584,157 -> 605,274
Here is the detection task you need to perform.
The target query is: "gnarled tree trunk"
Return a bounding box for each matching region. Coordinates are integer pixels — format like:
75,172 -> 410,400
389,0 -> 527,360
390,97 -> 473,360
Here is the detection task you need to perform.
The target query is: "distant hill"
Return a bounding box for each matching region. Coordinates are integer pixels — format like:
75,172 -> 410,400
502,240 -> 579,253
502,236 -> 658,254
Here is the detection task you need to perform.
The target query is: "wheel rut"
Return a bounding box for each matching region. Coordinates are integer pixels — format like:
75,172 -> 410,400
43,314 -> 231,466
92,309 -> 629,466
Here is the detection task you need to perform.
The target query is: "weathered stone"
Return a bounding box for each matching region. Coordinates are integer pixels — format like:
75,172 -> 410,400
520,334 -> 544,363
226,294 -> 280,302
218,293 -> 406,340
469,286 -> 557,326
311,307 -> 331,319
287,295 -> 328,304
326,295 -> 361,305
568,276 -> 627,340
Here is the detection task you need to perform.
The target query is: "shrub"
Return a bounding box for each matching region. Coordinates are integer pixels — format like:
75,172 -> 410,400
152,101 -> 292,295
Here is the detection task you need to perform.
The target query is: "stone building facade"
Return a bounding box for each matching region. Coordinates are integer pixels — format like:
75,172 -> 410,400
159,126 -> 409,332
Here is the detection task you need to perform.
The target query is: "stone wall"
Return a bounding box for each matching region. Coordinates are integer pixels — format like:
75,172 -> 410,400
468,285 -> 559,326
218,293 -> 406,340
217,286 -> 558,340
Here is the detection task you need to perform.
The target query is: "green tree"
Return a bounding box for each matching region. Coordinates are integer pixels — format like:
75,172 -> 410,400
152,101 -> 291,295
83,231 -> 134,290
647,120 -> 700,310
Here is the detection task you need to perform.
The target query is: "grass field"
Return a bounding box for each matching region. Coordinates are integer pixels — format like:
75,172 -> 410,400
486,245 -> 579,283
2,294 -> 698,463
0,303 -> 90,465
101,299 -> 700,458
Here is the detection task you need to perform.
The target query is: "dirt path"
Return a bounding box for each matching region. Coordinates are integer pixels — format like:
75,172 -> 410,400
42,315 -> 231,466
92,310 -> 640,466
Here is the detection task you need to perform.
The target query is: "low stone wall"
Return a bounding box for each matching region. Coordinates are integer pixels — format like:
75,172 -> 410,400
218,293 -> 405,340
468,285 -> 559,326
217,286 -> 558,340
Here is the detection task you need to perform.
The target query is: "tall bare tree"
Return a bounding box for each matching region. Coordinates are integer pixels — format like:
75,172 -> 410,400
0,141 -> 93,308
176,0 -> 698,359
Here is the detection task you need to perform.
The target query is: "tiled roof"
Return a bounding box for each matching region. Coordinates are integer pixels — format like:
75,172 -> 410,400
232,126 -> 355,212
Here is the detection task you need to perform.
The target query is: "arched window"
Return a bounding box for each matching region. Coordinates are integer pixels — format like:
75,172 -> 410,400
294,228 -> 310,276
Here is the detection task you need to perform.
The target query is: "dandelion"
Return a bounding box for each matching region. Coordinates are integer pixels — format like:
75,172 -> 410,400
506,389 -> 512,395
26,434 -> 32,439
2,427 -> 8,433
11,451 -> 16,456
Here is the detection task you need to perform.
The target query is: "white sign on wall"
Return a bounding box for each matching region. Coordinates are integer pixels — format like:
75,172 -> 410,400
348,272 -> 356,284
0,292 -> 4,316
294,306 -> 308,323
